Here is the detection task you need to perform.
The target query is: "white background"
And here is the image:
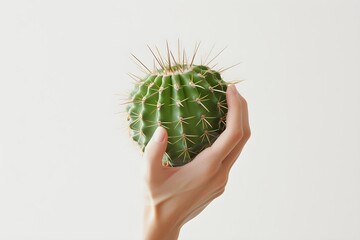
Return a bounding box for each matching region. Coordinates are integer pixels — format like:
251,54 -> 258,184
0,0 -> 359,239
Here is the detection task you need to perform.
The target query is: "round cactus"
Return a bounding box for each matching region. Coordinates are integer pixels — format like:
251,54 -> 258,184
126,43 -> 233,167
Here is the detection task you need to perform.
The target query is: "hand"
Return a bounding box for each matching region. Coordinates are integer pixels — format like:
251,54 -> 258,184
142,84 -> 251,240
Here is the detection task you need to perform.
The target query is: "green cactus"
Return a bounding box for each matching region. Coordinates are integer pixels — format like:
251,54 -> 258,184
126,43 -> 233,167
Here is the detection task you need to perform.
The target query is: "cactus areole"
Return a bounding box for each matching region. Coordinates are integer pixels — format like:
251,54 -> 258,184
126,45 -> 231,167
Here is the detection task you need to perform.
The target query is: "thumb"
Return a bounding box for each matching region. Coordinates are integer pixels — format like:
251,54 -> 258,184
143,126 -> 168,172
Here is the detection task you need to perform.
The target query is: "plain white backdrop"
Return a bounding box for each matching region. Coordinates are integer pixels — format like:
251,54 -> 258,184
0,0 -> 359,239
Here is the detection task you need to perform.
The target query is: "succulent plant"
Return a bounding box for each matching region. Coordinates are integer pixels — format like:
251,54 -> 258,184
126,42 -> 237,167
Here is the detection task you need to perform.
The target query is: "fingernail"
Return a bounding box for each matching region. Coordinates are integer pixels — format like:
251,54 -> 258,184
229,84 -> 238,94
153,127 -> 165,143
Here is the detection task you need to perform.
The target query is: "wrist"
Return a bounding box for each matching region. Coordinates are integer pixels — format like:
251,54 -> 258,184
143,204 -> 182,240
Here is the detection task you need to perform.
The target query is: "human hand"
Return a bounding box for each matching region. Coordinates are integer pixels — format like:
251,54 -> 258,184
142,84 -> 251,240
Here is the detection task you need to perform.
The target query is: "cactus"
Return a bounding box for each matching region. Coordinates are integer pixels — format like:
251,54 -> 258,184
126,43 -> 235,167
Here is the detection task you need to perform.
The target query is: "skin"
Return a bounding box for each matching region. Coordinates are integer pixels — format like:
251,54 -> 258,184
142,84 -> 251,240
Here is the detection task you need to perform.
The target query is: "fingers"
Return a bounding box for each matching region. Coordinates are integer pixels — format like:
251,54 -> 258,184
197,84 -> 244,165
220,137 -> 247,173
184,84 -> 244,179
143,127 -> 168,176
221,93 -> 251,171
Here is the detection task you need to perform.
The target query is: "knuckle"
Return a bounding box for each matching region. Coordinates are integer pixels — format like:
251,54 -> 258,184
232,128 -> 244,141
220,175 -> 229,188
215,174 -> 228,189
243,127 -> 251,140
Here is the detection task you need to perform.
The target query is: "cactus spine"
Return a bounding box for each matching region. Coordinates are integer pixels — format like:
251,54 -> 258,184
127,43 -> 231,167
